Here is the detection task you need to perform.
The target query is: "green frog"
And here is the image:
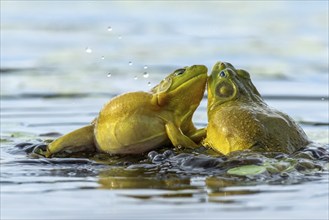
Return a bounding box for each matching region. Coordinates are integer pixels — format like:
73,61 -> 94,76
203,61 -> 310,155
45,65 -> 207,156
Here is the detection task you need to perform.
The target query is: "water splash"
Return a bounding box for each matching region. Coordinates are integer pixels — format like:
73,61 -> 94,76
85,47 -> 92,53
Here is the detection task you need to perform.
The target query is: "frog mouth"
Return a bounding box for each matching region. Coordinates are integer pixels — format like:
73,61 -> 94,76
181,72 -> 207,88
184,65 -> 208,82
168,65 -> 207,94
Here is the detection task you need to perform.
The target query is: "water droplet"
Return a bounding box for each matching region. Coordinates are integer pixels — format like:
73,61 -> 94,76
118,35 -> 122,40
134,76 -> 138,80
321,97 -> 325,101
128,61 -> 133,66
107,73 -> 112,77
147,82 -> 151,86
143,72 -> 149,78
85,47 -> 92,53
101,56 -> 105,60
144,65 -> 148,69
107,26 -> 112,31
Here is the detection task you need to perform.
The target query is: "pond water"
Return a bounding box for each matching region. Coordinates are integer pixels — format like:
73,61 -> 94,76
1,1 -> 328,220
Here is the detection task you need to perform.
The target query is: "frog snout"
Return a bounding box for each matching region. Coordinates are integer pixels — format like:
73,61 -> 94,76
216,61 -> 232,72
189,65 -> 208,74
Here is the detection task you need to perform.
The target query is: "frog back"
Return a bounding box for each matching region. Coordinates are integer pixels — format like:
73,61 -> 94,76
257,107 -> 310,153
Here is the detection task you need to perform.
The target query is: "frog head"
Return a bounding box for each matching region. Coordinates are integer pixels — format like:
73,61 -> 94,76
207,61 -> 262,112
151,65 -> 207,116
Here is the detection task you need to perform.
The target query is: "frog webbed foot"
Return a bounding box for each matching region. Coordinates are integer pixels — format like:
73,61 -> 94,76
14,142 -> 49,158
30,143 -> 49,158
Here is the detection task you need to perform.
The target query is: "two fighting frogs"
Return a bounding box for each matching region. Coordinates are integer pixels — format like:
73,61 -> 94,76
45,62 -> 310,157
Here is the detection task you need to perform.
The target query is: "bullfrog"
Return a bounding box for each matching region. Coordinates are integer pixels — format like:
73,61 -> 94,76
45,65 -> 207,156
203,61 -> 310,155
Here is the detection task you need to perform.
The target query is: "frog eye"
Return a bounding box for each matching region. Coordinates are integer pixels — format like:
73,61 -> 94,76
219,71 -> 227,78
174,68 -> 186,76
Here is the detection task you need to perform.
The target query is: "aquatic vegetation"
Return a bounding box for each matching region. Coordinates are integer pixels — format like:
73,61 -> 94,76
227,165 -> 267,176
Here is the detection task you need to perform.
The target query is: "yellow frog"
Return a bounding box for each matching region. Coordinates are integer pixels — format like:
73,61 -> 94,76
203,61 -> 310,155
46,65 -> 207,156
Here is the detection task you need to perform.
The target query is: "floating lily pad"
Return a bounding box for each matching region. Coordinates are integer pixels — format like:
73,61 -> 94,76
227,165 -> 267,176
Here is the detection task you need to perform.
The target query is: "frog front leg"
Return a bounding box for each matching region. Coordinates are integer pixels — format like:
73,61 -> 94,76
165,122 -> 198,148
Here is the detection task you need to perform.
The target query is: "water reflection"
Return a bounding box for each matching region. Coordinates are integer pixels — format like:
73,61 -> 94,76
97,164 -> 310,206
99,175 -> 192,190
93,145 -> 328,194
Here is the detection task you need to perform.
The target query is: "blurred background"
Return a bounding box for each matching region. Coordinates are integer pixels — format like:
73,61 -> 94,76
1,1 -> 328,95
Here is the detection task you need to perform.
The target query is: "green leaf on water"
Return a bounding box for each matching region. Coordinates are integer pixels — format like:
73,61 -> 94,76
227,165 -> 267,176
0,138 -> 11,143
10,131 -> 37,139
